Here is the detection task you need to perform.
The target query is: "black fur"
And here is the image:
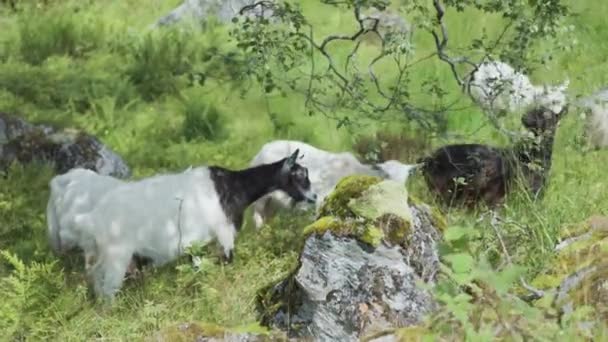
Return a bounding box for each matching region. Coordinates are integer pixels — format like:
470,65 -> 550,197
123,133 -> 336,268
209,149 -> 313,232
419,105 -> 567,208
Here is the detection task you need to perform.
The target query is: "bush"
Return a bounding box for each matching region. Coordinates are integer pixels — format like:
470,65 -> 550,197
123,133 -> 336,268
126,30 -> 199,101
0,58 -> 136,112
17,5 -> 107,65
181,96 -> 227,142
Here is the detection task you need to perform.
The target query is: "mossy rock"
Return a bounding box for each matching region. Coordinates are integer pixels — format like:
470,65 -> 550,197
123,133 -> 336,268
408,194 -> 448,233
529,216 -> 608,324
317,174 -> 382,218
305,176 -> 414,248
531,217 -> 608,290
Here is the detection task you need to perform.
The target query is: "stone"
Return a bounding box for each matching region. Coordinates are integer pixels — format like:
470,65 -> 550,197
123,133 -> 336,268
0,113 -> 131,178
152,0 -> 276,29
530,215 -> 608,332
257,175 -> 444,341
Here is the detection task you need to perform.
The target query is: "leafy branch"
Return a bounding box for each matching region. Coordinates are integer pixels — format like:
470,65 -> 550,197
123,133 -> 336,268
229,0 -> 571,134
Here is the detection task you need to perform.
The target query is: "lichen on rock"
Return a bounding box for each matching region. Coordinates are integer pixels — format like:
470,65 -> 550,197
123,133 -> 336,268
530,215 -> 608,329
306,175 -> 414,248
317,174 -> 382,218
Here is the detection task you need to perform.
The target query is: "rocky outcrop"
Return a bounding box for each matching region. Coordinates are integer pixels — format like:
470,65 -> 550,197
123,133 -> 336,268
152,0 -> 275,29
531,215 -> 608,331
256,175 -> 445,341
0,112 -> 131,178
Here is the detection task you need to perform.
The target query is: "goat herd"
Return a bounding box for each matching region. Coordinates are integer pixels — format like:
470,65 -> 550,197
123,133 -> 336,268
45,60 -> 570,301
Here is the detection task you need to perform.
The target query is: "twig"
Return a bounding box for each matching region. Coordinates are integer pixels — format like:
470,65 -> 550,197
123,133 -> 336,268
430,0 -> 477,88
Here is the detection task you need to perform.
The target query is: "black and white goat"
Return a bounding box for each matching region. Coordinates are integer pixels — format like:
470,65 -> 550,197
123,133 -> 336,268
418,105 -> 567,208
248,140 -> 420,228
71,149 -> 315,300
46,168 -> 150,276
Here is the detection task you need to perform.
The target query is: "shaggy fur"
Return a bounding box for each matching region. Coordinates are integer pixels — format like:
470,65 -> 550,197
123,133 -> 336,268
419,105 -> 567,208
46,168 -> 147,275
469,60 -> 569,114
72,150 -> 315,299
578,88 -> 608,149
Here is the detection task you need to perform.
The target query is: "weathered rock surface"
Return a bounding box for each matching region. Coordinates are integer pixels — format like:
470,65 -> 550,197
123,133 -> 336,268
0,112 -> 131,178
149,322 -> 294,342
256,176 -> 444,341
531,215 -> 608,329
153,0 -> 275,28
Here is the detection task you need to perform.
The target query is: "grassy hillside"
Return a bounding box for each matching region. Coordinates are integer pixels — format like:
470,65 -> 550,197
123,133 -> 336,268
0,0 -> 607,339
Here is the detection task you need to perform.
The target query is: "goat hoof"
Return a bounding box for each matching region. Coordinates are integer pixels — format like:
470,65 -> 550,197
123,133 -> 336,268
221,250 -> 234,265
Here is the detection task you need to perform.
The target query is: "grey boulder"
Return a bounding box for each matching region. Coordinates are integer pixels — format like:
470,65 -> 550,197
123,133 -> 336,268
0,112 -> 131,178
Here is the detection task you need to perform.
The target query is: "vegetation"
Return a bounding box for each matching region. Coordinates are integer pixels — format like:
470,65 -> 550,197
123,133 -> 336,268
1,0 -> 608,340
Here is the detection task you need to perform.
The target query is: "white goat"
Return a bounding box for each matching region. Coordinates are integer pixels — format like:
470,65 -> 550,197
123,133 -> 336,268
249,140 -> 420,229
578,88 -> 608,148
71,150 -> 315,299
469,60 -> 569,114
47,168 -> 158,276
47,168 -> 125,267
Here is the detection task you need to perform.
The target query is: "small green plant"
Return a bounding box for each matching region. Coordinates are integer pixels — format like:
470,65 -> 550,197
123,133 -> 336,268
423,224 -> 603,340
182,97 -> 227,142
0,251 -> 65,339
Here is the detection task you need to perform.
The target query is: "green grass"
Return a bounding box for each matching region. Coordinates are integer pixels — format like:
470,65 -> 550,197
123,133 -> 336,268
1,0 -> 607,339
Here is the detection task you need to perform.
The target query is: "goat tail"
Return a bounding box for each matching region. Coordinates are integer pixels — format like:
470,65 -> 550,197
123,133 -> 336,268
46,192 -> 63,255
47,175 -> 71,254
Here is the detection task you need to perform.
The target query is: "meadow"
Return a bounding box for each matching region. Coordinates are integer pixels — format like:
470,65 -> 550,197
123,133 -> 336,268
0,0 -> 607,339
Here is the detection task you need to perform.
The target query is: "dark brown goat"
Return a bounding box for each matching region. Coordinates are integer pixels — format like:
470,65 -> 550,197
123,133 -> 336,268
418,105 -> 567,208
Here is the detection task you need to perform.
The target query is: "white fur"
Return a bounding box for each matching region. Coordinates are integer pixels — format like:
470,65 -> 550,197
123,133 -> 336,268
47,168 -> 124,266
249,140 -> 419,229
71,166 -> 236,299
578,88 -> 608,148
469,60 -> 569,114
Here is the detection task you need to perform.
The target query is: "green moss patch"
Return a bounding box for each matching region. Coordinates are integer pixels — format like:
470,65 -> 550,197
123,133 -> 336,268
317,174 -> 382,218
532,218 -> 608,290
305,176 -> 415,248
529,216 -> 608,321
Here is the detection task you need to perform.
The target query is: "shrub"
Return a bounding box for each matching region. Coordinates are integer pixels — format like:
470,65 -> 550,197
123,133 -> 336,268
17,5 -> 107,65
0,58 -> 136,112
181,96 -> 227,142
0,251 -> 66,340
126,30 -> 199,101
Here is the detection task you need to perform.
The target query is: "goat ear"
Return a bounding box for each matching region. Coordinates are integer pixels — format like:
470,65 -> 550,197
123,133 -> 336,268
284,149 -> 299,168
